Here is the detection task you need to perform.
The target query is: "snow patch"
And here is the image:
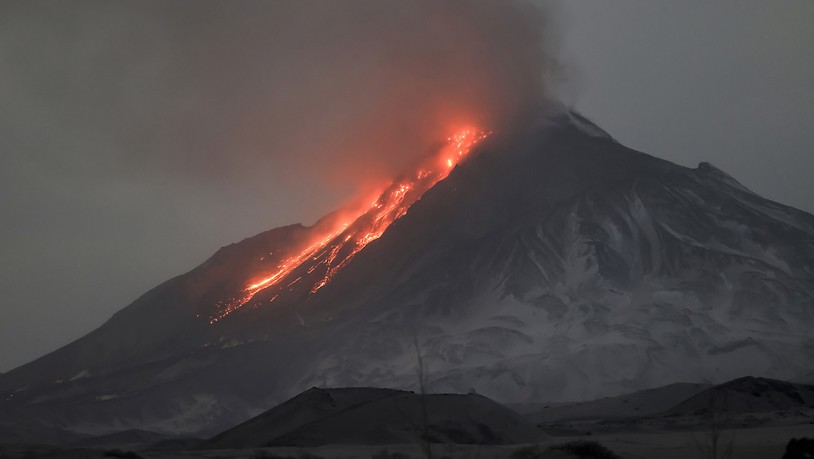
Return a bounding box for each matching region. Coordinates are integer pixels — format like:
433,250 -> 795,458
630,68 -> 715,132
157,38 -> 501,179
221,339 -> 243,349
69,369 -> 90,381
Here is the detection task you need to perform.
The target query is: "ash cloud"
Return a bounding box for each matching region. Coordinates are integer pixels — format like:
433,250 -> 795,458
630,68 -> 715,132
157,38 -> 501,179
0,0 -> 561,371
2,0 -> 560,194
135,0 -> 559,190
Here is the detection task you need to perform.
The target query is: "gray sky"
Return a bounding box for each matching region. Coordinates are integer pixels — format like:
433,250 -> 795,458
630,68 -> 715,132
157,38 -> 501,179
1,1 -> 812,372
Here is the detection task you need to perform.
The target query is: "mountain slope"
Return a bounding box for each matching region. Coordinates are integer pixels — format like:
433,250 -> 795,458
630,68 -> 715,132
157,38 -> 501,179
1,106 -> 812,441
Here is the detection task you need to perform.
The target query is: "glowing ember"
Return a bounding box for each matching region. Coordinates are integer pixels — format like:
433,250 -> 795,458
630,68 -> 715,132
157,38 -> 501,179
210,127 -> 489,323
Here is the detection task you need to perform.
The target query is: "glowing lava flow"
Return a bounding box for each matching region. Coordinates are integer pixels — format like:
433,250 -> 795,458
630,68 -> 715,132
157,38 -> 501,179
210,128 -> 489,323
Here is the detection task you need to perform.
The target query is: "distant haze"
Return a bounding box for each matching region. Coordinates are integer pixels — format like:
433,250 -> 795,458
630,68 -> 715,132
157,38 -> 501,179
0,0 -> 812,372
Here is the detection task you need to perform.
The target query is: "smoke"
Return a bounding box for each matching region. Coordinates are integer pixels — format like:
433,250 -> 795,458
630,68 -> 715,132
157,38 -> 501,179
2,0 -> 562,218
155,0 -> 559,195
0,0 -> 561,370
6,0 -> 559,200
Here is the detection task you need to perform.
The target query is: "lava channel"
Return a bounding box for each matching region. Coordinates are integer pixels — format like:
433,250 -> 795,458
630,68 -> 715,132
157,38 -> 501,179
210,127 -> 489,323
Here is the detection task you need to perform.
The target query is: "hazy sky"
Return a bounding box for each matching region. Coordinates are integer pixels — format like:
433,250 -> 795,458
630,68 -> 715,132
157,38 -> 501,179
1,1 -> 812,372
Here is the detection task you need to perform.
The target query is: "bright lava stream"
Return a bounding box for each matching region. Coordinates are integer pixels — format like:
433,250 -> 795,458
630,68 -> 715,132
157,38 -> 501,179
210,127 -> 489,323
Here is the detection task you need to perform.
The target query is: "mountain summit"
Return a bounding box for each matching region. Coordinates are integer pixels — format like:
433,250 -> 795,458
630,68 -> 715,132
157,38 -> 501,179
2,106 -> 813,441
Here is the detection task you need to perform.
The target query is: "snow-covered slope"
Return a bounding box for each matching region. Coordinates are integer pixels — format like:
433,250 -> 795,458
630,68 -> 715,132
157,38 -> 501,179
280,108 -> 814,403
1,107 -> 813,442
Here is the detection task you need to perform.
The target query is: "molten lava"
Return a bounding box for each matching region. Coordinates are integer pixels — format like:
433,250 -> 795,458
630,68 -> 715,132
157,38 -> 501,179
210,127 -> 489,323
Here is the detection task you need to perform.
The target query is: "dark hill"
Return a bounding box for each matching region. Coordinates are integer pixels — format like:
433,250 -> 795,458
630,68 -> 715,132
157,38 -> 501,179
204,387 -> 548,448
519,382 -> 711,424
664,376 -> 814,416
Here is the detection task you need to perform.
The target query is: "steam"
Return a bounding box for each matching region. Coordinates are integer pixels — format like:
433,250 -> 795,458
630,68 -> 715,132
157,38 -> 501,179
160,0 -> 560,197
3,0 -> 560,218
0,0 -> 560,370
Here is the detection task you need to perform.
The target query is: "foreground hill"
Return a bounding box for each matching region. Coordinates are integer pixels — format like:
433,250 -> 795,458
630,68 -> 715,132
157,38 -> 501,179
518,382 -> 711,424
204,387 -> 549,449
664,376 -> 814,416
533,376 -> 814,436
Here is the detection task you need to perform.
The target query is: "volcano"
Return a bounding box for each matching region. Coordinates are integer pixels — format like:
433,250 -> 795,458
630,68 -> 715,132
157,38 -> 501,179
1,105 -> 813,443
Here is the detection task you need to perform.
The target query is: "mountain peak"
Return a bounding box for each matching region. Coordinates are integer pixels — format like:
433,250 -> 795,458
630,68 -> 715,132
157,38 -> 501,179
695,161 -> 751,193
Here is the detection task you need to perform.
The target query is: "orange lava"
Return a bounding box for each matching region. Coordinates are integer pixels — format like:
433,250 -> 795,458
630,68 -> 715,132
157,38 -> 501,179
210,127 -> 489,323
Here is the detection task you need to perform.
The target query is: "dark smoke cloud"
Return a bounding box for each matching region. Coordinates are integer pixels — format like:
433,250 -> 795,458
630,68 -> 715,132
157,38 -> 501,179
7,0 -> 556,188
158,0 -> 557,187
0,0 -> 560,370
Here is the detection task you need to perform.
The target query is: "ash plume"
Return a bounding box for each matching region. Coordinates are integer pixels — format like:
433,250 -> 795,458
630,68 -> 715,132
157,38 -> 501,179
154,0 -> 561,193
8,0 -> 559,189
0,0 -> 561,370
2,0 -> 563,217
